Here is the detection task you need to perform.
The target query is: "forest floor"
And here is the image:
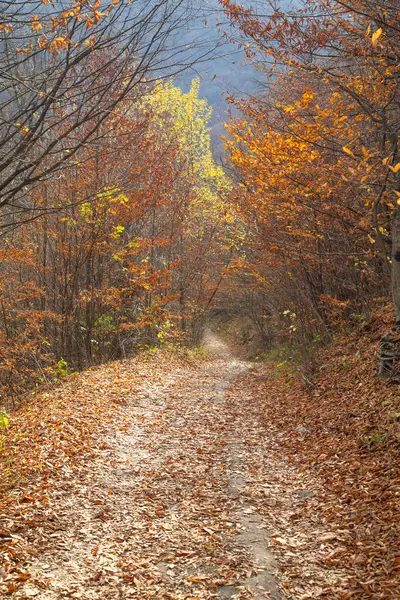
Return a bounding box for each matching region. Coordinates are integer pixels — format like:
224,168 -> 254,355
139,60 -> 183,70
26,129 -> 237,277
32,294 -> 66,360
0,324 -> 399,599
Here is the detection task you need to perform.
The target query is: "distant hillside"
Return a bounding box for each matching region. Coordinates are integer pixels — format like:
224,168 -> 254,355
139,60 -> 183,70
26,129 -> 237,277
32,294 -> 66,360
174,1 -> 260,150
175,1 -> 298,151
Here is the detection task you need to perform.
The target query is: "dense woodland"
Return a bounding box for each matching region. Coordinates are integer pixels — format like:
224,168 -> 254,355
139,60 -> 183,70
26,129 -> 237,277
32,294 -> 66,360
221,0 -> 400,358
0,2 -> 400,599
0,0 -> 233,402
0,0 -> 399,393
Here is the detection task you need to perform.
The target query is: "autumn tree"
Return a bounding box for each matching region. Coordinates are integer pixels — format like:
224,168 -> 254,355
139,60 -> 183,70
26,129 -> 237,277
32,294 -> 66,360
0,0 -> 216,223
144,79 -> 233,337
0,75 -> 233,402
221,0 -> 400,350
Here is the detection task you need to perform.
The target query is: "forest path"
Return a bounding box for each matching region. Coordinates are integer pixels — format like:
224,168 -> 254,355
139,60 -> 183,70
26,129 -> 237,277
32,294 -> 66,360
4,341 -> 395,600
12,332 -> 282,600
7,332 -> 354,600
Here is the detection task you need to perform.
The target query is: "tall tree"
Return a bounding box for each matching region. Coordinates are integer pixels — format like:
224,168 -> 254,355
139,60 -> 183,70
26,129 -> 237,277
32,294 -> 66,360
222,0 -> 400,326
0,0 -> 216,223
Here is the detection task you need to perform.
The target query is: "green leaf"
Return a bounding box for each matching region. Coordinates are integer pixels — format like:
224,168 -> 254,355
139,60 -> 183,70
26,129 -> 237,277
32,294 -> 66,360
0,410 -> 9,429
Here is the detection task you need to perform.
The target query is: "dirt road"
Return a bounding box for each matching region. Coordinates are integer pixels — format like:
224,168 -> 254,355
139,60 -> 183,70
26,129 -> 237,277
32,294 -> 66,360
7,334 -> 349,599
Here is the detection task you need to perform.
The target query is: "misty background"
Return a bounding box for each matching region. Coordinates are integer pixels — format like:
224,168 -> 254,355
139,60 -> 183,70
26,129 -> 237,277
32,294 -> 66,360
175,0 -> 297,151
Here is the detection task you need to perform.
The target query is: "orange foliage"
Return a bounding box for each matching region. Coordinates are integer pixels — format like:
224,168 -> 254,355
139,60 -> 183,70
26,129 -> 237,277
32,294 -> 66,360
222,0 -> 400,347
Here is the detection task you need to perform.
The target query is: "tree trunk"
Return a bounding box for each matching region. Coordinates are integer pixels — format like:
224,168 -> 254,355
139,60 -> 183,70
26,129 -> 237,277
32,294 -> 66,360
392,174 -> 400,328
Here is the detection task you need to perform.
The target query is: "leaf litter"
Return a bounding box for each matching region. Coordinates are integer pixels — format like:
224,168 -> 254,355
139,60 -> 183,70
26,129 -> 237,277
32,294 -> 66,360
0,322 -> 398,599
232,308 -> 400,600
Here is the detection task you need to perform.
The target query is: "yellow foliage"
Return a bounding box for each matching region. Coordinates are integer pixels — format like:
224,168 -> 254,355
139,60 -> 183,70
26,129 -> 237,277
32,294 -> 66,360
143,79 -> 231,213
